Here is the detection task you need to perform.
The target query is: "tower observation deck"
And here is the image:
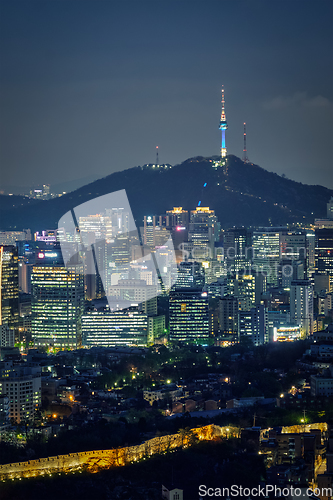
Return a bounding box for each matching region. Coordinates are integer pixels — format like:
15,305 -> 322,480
219,86 -> 228,158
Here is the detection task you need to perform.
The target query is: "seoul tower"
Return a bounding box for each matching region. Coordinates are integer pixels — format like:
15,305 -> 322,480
219,85 -> 228,158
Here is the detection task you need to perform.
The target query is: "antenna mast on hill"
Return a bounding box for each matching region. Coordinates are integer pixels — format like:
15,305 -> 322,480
156,146 -> 159,166
242,122 -> 249,163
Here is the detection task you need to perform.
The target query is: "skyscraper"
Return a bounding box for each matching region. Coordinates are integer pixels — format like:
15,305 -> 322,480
252,229 -> 281,287
223,228 -> 251,275
218,296 -> 239,343
315,228 -> 333,288
165,207 -> 189,229
174,261 -> 205,290
31,260 -> 84,350
290,279 -> 313,337
239,304 -> 268,346
82,307 -> 148,347
169,290 -> 209,344
0,245 -> 19,330
188,207 -> 220,261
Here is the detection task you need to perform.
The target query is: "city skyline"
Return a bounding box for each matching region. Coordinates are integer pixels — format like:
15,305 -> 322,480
1,2 -> 333,496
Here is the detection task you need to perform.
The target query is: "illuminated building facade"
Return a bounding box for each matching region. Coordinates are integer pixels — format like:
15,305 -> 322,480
280,231 -> 306,263
148,315 -> 165,344
169,290 -> 209,344
306,232 -> 315,270
290,279 -> 313,337
219,296 -> 239,343
252,230 -> 281,287
109,279 -> 158,307
34,230 -> 57,242
143,216 -> 169,249
165,207 -> 189,229
223,228 -> 251,274
105,207 -> 130,236
78,214 -> 112,242
0,361 -> 41,423
82,308 -> 148,347
273,325 -> 301,342
0,230 -> 31,245
227,273 -> 256,311
31,263 -> 84,349
174,261 -> 205,290
315,228 -> 333,288
0,245 -> 19,329
239,304 -> 268,346
0,325 -> 15,347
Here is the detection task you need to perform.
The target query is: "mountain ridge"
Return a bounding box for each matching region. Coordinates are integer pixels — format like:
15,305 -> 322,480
0,155 -> 332,233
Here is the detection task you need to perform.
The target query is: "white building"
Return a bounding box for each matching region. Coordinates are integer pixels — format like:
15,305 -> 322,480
0,361 -> 41,423
290,280 -> 313,336
162,485 -> 183,500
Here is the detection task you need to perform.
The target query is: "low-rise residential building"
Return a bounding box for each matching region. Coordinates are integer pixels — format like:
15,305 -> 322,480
143,384 -> 183,406
162,484 -> 183,500
310,344 -> 333,359
311,366 -> 333,397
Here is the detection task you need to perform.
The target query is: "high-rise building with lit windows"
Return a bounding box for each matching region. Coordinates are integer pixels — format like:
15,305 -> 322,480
165,207 -> 189,229
239,304 -> 268,346
188,207 -> 220,261
290,279 -> 313,337
31,262 -> 84,349
174,261 -> 205,290
169,290 -> 209,344
78,214 -> 112,242
252,229 -> 281,287
315,228 -> 333,288
232,273 -> 256,311
0,245 -> 19,329
218,295 -> 239,343
82,307 -> 148,347
223,228 -> 251,275
143,216 -> 169,250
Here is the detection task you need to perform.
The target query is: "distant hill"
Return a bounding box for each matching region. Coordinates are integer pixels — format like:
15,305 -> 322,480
0,155 -> 332,233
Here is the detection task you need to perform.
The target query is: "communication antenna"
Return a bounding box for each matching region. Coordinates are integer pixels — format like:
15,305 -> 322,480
242,122 -> 249,163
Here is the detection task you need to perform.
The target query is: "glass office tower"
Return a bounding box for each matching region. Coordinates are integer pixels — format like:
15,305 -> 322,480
31,263 -> 84,350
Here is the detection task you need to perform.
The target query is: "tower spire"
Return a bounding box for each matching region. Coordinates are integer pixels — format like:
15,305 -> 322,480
219,86 -> 228,158
156,146 -> 159,166
242,122 -> 249,163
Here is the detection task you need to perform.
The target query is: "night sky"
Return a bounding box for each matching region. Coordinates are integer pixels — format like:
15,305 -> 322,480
0,0 -> 332,191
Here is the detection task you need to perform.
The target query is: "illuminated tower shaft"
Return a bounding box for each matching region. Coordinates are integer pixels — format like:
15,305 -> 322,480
219,86 -> 228,158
